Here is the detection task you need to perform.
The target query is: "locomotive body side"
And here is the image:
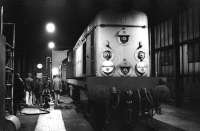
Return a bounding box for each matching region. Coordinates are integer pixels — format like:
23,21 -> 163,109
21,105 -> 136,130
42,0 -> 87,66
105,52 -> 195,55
62,50 -> 74,79
74,43 -> 84,77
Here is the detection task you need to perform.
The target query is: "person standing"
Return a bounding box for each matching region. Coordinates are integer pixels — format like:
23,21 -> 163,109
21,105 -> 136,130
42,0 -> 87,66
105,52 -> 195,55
25,73 -> 34,106
52,75 -> 62,105
13,73 -> 25,115
152,78 -> 170,114
33,77 -> 43,105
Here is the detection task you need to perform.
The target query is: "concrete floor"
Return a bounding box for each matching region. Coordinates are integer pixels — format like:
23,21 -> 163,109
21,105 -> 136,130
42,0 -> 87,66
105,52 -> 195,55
154,104 -> 200,131
16,96 -> 200,131
18,96 -> 93,131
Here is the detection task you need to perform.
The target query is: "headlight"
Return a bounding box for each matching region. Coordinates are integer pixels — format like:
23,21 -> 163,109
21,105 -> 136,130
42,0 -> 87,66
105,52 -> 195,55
135,62 -> 147,76
117,28 -> 130,44
119,35 -> 129,44
101,60 -> 115,76
138,51 -> 145,61
134,50 -> 146,61
103,50 -> 112,60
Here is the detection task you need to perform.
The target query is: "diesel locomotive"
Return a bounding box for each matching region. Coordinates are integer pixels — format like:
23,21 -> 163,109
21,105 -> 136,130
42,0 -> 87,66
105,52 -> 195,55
62,9 -> 163,130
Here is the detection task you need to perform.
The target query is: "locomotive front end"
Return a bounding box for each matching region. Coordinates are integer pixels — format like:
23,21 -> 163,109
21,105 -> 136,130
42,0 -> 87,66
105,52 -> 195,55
94,10 -> 150,77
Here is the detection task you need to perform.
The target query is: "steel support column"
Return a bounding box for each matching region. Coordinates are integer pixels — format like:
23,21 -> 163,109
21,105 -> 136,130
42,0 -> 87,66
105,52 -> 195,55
173,16 -> 183,107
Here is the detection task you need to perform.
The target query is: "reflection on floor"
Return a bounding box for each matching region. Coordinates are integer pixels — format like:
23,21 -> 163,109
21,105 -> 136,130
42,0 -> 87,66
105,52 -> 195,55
35,110 -> 66,131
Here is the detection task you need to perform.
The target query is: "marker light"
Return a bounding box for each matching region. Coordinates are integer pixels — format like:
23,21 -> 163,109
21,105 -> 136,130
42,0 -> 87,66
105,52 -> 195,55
135,62 -> 147,76
101,60 -> 115,76
119,59 -> 132,76
120,66 -> 131,76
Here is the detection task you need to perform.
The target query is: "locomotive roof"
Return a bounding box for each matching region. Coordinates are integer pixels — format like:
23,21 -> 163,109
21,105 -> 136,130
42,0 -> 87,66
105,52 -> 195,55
94,9 -> 147,25
73,9 -> 147,50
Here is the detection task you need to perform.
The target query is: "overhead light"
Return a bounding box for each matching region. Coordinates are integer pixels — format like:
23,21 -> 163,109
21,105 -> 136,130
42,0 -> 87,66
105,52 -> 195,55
48,41 -> 55,49
37,63 -> 43,69
46,22 -> 55,33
